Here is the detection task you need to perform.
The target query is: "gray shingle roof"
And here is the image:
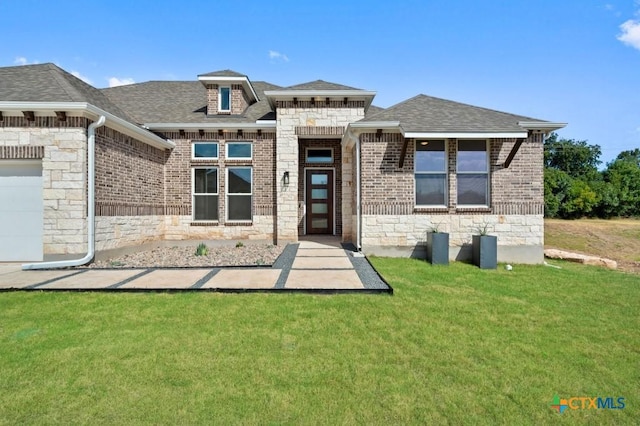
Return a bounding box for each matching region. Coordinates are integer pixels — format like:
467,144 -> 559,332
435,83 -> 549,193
0,63 -> 136,123
360,94 -> 548,133
283,80 -> 362,91
197,69 -> 246,78
102,80 -> 280,124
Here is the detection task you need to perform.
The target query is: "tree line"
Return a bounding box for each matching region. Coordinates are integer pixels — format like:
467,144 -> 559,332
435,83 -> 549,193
543,133 -> 640,218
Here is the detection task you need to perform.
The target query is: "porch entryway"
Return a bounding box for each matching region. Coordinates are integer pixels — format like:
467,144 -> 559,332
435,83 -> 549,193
305,169 -> 334,234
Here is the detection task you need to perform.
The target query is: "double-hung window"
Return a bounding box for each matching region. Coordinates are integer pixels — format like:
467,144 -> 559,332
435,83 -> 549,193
193,168 -> 218,220
457,140 -> 489,206
415,140 -> 447,206
192,142 -> 218,160
219,86 -> 231,112
227,167 -> 252,221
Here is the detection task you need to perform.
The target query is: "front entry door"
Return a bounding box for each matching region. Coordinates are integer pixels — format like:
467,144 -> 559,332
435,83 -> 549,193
305,170 -> 334,234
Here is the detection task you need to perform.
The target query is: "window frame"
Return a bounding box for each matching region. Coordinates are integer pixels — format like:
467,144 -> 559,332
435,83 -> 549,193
191,167 -> 219,221
305,147 -> 334,164
456,139 -> 490,208
191,141 -> 219,160
226,166 -> 253,222
414,139 -> 448,208
226,141 -> 253,160
218,86 -> 231,112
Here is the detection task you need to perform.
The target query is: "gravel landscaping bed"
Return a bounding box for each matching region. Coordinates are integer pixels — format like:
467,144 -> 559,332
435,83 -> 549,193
87,243 -> 285,268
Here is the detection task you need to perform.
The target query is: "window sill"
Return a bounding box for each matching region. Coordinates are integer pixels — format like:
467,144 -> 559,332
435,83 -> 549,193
456,206 -> 492,213
190,221 -> 219,226
225,221 -> 253,226
414,206 -> 449,214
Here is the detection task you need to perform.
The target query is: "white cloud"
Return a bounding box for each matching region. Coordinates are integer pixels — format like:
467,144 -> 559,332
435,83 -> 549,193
71,70 -> 93,85
618,19 -> 640,50
108,77 -> 135,87
268,50 -> 289,62
13,56 -> 39,65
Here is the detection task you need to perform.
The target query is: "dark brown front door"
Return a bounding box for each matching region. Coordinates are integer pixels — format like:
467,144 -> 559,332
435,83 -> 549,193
305,170 -> 333,234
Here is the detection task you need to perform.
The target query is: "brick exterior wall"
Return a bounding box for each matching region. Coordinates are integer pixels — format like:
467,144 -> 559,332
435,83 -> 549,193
359,133 -> 544,215
205,84 -> 249,115
95,127 -> 166,215
297,139 -> 342,235
357,131 -> 545,262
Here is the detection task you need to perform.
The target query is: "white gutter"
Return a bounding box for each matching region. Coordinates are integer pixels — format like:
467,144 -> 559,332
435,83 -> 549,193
403,131 -> 528,139
0,102 -> 174,150
517,121 -> 567,133
355,135 -> 362,251
22,116 -> 106,270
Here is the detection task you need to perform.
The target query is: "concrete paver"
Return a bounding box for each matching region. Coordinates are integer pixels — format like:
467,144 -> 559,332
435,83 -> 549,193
37,269 -> 145,289
295,248 -> 346,257
201,269 -> 281,289
285,269 -> 364,289
119,269 -> 210,289
0,269 -> 79,289
292,256 -> 353,270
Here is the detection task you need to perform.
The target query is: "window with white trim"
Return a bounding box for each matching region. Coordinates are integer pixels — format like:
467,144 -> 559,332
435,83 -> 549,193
192,142 -> 219,160
219,86 -> 231,112
192,168 -> 218,220
226,142 -> 252,160
457,140 -> 489,206
227,167 -> 252,221
415,140 -> 447,206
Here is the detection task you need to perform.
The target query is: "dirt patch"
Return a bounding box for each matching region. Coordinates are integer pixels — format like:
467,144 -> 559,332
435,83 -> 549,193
545,219 -> 640,274
87,243 -> 285,268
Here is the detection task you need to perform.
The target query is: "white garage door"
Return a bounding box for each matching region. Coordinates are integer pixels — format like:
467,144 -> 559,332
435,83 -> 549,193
0,161 -> 43,261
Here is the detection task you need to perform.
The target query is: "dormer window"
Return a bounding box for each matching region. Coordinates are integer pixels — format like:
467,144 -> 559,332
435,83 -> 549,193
219,87 -> 231,112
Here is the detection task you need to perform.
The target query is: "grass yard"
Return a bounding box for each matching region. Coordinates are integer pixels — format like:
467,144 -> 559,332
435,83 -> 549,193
546,218 -> 640,274
1,260 -> 639,424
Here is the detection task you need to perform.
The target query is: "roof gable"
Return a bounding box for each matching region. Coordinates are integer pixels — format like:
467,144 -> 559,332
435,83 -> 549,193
284,80 -> 362,91
197,69 -> 246,78
361,94 -> 548,133
0,63 -> 136,123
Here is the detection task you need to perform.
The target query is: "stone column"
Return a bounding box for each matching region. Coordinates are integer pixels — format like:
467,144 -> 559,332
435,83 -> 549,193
275,108 -> 299,243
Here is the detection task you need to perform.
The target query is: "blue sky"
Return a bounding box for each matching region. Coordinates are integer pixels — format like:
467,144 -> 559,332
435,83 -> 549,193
1,0 -> 639,165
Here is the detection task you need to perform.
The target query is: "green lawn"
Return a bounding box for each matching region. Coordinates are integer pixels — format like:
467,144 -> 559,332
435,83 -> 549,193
1,260 -> 638,425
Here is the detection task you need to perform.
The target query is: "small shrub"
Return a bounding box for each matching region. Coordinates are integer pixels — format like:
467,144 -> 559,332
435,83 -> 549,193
235,241 -> 244,248
195,243 -> 209,256
109,260 -> 124,267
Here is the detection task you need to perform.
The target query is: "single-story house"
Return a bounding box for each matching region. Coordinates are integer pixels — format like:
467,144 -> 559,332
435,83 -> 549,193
0,63 -> 565,267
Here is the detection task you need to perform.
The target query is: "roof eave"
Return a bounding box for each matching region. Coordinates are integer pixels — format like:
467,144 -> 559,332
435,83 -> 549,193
402,131 -> 529,139
518,121 -> 567,133
264,90 -> 377,110
0,101 -> 174,150
144,122 -> 277,131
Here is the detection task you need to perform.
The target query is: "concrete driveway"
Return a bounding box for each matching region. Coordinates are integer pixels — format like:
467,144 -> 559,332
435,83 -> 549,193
0,238 -> 391,293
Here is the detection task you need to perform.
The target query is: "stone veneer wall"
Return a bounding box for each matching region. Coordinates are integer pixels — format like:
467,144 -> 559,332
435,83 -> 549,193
358,132 -> 545,262
275,102 -> 365,242
0,117 -> 89,255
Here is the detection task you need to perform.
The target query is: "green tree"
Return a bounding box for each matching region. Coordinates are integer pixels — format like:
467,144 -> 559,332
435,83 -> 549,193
603,154 -> 640,217
544,133 -> 601,181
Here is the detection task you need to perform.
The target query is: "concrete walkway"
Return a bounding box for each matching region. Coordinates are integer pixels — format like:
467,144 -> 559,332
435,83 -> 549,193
0,237 -> 391,293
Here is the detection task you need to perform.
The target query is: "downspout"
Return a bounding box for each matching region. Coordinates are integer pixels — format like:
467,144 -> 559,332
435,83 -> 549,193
355,136 -> 362,251
23,116 -> 106,270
